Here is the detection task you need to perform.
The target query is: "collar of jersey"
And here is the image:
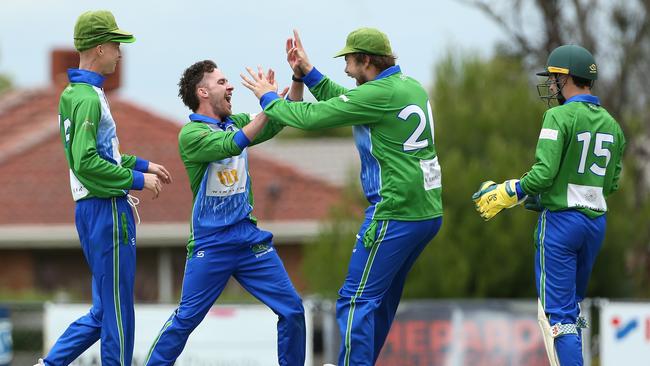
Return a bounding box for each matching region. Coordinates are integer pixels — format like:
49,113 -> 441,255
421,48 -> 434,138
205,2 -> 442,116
189,113 -> 234,129
374,65 -> 401,81
565,94 -> 600,106
67,68 -> 105,88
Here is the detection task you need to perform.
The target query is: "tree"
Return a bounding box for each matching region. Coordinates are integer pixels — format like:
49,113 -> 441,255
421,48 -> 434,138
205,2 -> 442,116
460,0 -> 650,297
0,48 -> 12,94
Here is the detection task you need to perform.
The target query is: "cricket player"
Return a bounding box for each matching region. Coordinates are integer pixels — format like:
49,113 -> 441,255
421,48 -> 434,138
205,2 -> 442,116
472,45 -> 626,365
143,60 -> 305,366
241,28 -> 443,366
37,10 -> 172,366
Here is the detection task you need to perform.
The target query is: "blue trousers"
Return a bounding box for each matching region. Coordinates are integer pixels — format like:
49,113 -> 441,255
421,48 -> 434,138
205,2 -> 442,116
45,196 -> 136,366
535,209 -> 605,366
144,220 -> 305,366
336,217 -> 442,366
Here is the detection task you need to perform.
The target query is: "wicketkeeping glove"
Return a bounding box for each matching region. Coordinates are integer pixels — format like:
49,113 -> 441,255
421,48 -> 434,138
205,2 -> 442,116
472,179 -> 527,221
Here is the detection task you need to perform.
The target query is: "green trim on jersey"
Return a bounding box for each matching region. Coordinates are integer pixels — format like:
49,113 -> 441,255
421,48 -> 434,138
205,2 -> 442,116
521,100 -> 625,218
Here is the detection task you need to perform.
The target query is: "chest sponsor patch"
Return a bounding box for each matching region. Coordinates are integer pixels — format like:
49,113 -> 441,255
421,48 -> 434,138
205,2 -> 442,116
206,154 -> 248,197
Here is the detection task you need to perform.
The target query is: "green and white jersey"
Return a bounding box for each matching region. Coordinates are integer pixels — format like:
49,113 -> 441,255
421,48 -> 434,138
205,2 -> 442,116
520,94 -> 626,218
260,66 -> 443,221
59,69 -> 147,201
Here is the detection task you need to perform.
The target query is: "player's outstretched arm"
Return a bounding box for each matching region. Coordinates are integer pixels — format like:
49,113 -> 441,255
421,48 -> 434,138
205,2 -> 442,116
472,179 -> 527,221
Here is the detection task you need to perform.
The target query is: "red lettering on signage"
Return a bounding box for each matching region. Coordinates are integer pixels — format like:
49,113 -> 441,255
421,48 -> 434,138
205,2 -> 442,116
377,317 -> 550,366
646,317 -> 650,341
405,320 -> 429,354
430,320 -> 452,353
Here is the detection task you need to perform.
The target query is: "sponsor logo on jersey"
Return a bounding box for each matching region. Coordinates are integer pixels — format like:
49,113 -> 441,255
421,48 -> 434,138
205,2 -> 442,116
196,251 -> 205,258
251,243 -> 274,258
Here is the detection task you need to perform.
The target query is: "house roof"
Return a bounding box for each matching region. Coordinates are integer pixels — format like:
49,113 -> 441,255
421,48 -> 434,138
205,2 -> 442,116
252,138 -> 360,187
0,87 -> 343,233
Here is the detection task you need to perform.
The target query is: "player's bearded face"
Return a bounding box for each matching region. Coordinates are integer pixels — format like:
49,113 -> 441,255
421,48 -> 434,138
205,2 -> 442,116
204,70 -> 234,119
344,55 -> 369,86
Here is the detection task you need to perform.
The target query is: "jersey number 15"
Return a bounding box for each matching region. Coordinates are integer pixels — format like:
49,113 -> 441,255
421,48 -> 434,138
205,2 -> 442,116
576,131 -> 614,177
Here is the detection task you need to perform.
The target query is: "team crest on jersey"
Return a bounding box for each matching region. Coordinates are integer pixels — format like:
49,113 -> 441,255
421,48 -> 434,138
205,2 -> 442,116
251,243 -> 274,258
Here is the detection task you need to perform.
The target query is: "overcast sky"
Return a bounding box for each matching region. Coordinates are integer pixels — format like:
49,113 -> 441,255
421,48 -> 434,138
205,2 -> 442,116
0,0 -> 505,121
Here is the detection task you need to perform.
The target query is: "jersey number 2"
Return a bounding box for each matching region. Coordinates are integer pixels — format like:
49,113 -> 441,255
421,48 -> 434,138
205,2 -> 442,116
576,131 -> 614,176
60,115 -> 72,148
399,101 -> 435,152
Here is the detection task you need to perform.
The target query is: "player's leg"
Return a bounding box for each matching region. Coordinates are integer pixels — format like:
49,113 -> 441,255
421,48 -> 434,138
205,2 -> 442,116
536,210 -> 585,366
81,197 -> 135,366
234,224 -> 306,366
371,217 -> 442,363
96,197 -> 137,366
336,218 -> 440,366
42,198 -> 112,365
43,279 -> 102,365
575,215 -> 606,303
144,243 -> 235,366
574,214 -> 606,338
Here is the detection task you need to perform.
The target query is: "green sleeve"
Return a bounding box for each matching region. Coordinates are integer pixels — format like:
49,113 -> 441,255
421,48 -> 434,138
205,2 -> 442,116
263,83 -> 389,130
121,154 -> 136,169
309,76 -> 349,101
71,97 -> 135,190
179,122 -> 243,163
230,113 -> 284,146
520,111 -> 565,195
608,131 -> 626,195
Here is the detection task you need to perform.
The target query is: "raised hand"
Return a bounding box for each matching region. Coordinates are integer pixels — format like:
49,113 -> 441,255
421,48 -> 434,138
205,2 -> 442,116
241,66 -> 278,99
286,29 -> 312,77
266,68 -> 289,98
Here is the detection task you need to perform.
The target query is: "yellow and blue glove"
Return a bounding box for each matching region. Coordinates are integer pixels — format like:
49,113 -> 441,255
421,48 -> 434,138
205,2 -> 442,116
472,179 -> 527,221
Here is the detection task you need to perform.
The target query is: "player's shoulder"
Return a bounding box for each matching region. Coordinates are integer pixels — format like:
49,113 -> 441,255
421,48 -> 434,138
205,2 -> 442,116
64,83 -> 101,104
229,112 -> 252,125
179,121 -> 210,142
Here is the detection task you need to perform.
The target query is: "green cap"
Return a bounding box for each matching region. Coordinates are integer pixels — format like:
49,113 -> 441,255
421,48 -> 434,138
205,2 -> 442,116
333,27 -> 393,58
74,10 -> 135,52
537,44 -> 598,81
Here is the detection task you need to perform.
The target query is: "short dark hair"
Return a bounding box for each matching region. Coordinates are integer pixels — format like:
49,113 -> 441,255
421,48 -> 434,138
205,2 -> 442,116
349,53 -> 396,72
571,75 -> 594,89
178,60 -> 217,112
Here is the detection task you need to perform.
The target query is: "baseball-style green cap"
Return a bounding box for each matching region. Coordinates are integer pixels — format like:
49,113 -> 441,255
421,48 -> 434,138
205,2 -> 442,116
333,27 -> 393,58
74,10 -> 135,52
